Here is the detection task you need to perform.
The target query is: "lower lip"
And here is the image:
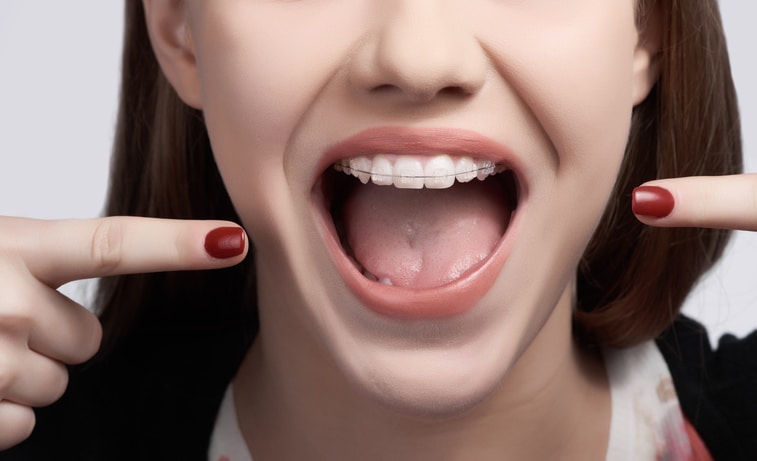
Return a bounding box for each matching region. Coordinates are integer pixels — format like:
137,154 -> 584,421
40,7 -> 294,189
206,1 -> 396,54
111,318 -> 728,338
312,186 -> 521,319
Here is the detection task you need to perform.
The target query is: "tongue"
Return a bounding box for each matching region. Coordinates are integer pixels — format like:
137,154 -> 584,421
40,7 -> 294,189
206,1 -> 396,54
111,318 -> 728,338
342,180 -> 511,289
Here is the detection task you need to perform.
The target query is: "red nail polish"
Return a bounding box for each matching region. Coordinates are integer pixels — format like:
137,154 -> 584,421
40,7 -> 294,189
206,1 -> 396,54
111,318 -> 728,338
204,227 -> 245,259
632,186 -> 675,218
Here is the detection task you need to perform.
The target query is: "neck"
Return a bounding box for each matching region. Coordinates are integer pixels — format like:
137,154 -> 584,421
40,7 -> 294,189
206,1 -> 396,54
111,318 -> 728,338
234,288 -> 610,461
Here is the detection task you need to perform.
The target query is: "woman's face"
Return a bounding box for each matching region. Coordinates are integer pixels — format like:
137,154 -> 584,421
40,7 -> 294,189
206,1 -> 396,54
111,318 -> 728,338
172,0 -> 656,415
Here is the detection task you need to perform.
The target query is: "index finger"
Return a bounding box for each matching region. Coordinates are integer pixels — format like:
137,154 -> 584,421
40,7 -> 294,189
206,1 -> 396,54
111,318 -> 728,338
632,174 -> 757,231
6,216 -> 248,287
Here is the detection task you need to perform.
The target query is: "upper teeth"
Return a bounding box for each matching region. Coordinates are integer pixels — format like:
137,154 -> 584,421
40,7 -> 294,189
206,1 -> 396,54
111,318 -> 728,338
334,154 -> 505,189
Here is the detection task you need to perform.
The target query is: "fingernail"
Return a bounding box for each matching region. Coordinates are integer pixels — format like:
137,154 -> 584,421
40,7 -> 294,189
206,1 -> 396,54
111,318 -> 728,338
632,186 -> 675,218
204,227 -> 246,259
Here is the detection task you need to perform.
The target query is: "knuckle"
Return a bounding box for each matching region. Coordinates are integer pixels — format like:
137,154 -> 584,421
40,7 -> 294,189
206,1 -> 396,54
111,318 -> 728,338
71,315 -> 103,365
0,298 -> 34,336
0,354 -> 19,395
41,363 -> 69,405
0,312 -> 32,335
0,277 -> 36,336
90,219 -> 124,273
87,318 -> 103,357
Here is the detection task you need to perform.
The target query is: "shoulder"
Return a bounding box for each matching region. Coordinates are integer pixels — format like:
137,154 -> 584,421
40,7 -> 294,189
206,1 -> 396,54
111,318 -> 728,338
656,315 -> 757,461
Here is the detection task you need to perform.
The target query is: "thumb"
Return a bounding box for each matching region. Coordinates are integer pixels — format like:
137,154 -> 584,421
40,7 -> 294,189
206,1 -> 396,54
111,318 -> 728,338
632,174 -> 757,231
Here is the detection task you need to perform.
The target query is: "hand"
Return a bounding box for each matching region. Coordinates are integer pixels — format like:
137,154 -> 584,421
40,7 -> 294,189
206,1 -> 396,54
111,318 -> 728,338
0,216 -> 248,449
633,173 -> 757,231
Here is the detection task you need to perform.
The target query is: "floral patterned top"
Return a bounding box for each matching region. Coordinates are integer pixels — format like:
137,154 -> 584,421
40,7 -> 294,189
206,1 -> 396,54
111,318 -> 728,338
603,342 -> 712,460
209,341 -> 712,461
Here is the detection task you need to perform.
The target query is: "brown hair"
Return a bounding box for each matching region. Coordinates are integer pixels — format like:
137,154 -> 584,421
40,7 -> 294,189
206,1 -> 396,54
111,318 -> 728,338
95,0 -> 257,355
575,0 -> 742,346
95,0 -> 741,354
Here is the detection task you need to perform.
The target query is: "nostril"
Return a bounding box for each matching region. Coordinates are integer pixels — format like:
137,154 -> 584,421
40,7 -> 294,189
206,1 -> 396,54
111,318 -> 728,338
371,84 -> 398,95
438,86 -> 470,98
369,83 -> 470,104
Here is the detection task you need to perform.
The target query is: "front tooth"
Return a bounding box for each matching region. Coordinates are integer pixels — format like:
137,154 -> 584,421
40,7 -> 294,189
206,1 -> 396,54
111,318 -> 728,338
370,154 -> 393,186
424,155 -> 455,189
455,156 -> 477,183
379,277 -> 393,286
393,157 -> 424,189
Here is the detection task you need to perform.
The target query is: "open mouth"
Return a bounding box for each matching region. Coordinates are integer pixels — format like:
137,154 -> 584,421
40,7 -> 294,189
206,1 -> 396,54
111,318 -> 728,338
312,127 -> 523,318
325,155 -> 517,288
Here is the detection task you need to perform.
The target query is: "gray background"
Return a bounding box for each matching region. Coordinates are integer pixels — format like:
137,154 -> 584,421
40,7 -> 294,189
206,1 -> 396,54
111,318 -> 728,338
0,2 -> 755,343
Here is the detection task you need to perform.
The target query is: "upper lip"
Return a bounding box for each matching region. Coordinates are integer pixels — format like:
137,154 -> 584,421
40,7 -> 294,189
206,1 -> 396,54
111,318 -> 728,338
315,126 -> 525,185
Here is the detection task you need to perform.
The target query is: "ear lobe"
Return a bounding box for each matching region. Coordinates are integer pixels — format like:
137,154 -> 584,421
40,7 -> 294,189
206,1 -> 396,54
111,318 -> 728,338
143,0 -> 202,109
631,3 -> 662,105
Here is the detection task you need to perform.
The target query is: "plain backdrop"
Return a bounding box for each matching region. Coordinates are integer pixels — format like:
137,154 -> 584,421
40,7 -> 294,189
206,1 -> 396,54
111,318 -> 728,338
0,2 -> 755,343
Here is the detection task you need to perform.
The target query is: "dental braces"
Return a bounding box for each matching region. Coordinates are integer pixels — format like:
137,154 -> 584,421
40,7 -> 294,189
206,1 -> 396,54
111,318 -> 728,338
333,160 -> 507,179
336,164 -> 506,179
333,157 -> 506,189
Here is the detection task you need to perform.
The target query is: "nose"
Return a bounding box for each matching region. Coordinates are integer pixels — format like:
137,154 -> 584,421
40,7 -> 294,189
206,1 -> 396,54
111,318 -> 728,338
349,1 -> 488,104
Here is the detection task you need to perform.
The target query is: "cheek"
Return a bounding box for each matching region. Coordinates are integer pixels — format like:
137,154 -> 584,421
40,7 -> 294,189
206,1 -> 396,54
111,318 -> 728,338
480,3 -> 638,174
482,6 -> 640,298
188,3 -> 369,208
184,4 -> 376,263
535,46 -> 634,177
190,37 -> 316,239
193,34 -> 309,195
556,32 -> 637,174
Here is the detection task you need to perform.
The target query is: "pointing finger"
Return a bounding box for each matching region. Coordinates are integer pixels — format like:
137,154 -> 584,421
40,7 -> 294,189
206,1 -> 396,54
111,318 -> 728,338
3,216 -> 248,287
632,174 -> 757,231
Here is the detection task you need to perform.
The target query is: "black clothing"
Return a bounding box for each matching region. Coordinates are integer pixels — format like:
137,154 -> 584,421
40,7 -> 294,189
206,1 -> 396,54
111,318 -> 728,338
2,316 -> 755,460
656,316 -> 757,460
1,318 -> 251,461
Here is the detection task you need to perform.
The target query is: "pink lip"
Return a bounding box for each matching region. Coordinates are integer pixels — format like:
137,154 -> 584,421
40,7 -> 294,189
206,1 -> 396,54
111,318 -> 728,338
312,126 -> 525,319
315,126 -> 523,175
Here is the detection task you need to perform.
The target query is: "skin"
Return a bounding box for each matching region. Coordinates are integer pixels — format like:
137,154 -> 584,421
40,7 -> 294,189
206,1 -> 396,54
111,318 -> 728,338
0,0 -> 755,457
0,217 -> 247,449
147,0 -> 660,459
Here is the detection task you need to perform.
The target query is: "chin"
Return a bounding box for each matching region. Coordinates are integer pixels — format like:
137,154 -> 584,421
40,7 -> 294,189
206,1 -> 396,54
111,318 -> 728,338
346,338 -> 516,420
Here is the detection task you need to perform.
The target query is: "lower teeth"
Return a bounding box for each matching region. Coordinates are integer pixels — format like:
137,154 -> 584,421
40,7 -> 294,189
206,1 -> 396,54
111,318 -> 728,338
360,268 -> 394,286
